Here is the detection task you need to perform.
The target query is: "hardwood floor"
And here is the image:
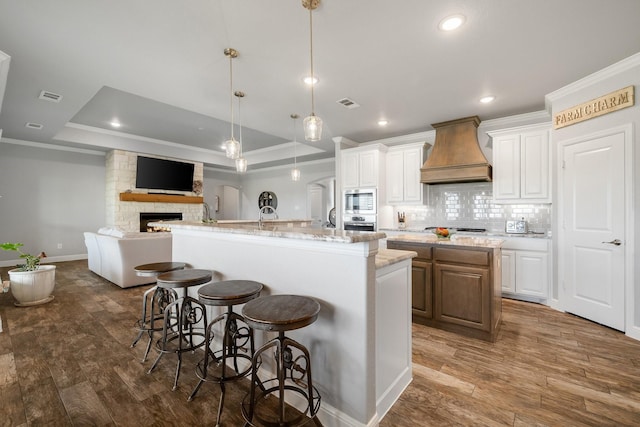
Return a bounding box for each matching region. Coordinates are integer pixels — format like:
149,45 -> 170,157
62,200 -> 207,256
1,260 -> 640,426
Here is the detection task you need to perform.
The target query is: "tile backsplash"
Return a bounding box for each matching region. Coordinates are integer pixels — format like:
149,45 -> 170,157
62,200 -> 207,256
392,182 -> 551,233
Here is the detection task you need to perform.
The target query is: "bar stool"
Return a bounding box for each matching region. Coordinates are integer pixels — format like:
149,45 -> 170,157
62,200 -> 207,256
130,262 -> 186,363
241,294 -> 323,427
147,268 -> 212,391
188,280 -> 264,427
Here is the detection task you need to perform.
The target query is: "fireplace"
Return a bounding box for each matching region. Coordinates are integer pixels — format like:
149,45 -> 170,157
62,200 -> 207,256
140,213 -> 183,232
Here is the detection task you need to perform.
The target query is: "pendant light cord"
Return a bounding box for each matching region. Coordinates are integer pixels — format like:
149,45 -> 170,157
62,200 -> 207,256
309,7 -> 315,115
229,53 -> 234,140
238,95 -> 243,155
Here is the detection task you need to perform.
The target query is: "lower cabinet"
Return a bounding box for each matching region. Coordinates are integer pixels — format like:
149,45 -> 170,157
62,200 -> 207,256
434,263 -> 491,332
500,237 -> 550,302
387,240 -> 501,342
411,259 -> 432,321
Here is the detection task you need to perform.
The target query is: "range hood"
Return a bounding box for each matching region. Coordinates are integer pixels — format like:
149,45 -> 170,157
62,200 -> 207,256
420,115 -> 492,184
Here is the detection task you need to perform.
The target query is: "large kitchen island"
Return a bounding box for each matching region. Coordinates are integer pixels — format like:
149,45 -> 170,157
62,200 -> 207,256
150,220 -> 416,427
387,234 -> 504,342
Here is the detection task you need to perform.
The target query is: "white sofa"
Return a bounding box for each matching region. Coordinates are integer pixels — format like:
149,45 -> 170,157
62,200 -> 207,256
84,229 -> 173,288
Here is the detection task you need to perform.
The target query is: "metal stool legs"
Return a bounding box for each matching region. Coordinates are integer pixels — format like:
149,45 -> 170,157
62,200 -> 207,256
131,286 -> 177,362
242,331 -> 322,427
189,305 -> 255,427
147,295 -> 207,390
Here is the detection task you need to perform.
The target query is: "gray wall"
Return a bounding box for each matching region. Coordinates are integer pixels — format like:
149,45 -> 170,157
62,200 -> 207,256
0,143 -> 106,266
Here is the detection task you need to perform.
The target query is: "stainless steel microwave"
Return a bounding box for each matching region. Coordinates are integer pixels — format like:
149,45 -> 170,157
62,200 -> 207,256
344,188 -> 376,214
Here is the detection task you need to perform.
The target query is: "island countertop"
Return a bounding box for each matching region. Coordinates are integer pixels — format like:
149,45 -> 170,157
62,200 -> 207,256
387,233 -> 504,248
150,220 -> 385,243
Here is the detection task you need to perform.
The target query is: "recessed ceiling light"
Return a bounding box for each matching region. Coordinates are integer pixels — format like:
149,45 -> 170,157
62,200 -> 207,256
110,120 -> 121,128
378,120 -> 388,126
303,76 -> 318,85
480,96 -> 495,104
439,14 -> 465,31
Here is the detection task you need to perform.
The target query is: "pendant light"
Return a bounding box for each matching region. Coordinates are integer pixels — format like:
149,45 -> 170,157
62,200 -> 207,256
223,48 -> 240,159
235,91 -> 247,173
290,114 -> 301,181
302,0 -> 323,142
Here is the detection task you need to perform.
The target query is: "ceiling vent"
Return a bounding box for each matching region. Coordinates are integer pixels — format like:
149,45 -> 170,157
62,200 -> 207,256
25,122 -> 43,130
336,97 -> 360,109
38,90 -> 62,103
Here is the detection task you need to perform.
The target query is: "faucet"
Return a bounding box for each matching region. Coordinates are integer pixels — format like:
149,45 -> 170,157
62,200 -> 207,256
259,205 -> 278,226
203,202 -> 211,221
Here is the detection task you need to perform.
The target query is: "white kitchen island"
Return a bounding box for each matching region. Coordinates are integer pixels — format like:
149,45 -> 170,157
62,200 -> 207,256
150,220 -> 415,427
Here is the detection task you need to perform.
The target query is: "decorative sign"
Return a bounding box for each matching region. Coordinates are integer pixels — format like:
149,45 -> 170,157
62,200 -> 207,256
554,85 -> 635,129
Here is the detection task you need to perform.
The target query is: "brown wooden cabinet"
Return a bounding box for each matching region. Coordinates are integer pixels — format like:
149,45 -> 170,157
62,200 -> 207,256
387,239 -> 502,342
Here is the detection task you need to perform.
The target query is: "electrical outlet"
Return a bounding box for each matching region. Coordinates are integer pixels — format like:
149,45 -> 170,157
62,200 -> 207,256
57,243 -> 63,249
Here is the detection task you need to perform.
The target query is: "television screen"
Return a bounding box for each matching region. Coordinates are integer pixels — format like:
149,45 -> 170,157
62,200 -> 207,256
135,156 -> 195,192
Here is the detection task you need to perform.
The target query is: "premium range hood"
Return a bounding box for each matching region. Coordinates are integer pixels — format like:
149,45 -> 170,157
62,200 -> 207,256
420,115 -> 492,184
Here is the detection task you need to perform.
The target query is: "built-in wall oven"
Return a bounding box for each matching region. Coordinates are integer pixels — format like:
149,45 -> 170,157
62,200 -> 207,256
343,188 -> 377,231
344,188 -> 376,215
343,214 -> 377,232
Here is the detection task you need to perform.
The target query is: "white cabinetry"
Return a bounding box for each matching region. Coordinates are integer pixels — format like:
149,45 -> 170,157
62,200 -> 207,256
386,143 -> 424,204
489,123 -> 551,203
341,145 -> 386,189
500,237 -> 549,301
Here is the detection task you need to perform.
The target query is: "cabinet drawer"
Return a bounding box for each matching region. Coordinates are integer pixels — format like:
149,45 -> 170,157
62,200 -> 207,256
387,241 -> 432,260
434,247 -> 489,266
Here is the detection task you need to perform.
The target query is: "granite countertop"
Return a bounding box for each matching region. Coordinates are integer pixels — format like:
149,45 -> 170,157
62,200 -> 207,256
375,249 -> 417,269
386,233 -> 504,249
380,227 -> 550,239
214,219 -> 313,224
150,220 -> 385,243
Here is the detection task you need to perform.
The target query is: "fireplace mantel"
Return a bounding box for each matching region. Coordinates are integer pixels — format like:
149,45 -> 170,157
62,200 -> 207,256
119,193 -> 204,204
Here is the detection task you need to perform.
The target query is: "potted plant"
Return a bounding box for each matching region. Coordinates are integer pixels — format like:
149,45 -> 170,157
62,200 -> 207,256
1,242 -> 56,306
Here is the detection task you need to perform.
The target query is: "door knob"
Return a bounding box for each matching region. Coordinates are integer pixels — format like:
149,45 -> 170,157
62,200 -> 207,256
602,239 -> 622,246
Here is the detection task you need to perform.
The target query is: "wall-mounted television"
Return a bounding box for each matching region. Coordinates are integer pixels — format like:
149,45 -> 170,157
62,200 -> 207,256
135,156 -> 195,192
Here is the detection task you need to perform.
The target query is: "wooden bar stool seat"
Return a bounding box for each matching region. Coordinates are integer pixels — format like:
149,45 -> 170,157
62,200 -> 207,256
241,294 -> 323,427
188,280 -> 264,427
131,262 -> 186,363
147,268 -> 212,391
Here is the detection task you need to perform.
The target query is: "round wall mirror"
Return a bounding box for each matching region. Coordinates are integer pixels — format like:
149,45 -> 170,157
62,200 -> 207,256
258,191 -> 278,209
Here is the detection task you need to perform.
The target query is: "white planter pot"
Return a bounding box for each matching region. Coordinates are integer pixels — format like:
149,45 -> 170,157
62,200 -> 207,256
8,265 -> 56,307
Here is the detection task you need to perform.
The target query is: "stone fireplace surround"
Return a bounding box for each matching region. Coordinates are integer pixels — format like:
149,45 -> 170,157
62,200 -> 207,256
105,150 -> 203,233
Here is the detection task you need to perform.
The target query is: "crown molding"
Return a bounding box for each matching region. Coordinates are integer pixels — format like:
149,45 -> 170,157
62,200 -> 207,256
1,137 -> 106,155
545,52 -> 640,109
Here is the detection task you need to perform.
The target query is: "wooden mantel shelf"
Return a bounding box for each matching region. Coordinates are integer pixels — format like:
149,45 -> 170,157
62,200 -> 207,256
119,193 -> 204,204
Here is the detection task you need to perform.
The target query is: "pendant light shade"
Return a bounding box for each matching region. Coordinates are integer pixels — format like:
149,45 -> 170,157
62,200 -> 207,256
290,114 -> 301,181
235,91 -> 247,173
223,48 -> 240,159
302,0 -> 322,142
303,113 -> 322,142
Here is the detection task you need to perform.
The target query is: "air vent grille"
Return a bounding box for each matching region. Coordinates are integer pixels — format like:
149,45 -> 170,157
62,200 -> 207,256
39,90 -> 63,103
25,122 -> 43,130
336,97 -> 360,109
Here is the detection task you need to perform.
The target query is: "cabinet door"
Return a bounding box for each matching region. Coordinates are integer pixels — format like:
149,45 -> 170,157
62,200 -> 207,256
359,150 -> 379,187
386,151 -> 404,203
493,134 -> 521,200
342,152 -> 360,188
411,259 -> 432,321
501,249 -> 516,293
403,147 -> 422,202
434,263 -> 491,331
515,251 -> 548,298
520,129 -> 550,201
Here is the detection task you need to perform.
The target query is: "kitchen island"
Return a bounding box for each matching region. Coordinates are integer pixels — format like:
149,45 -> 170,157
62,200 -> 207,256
387,234 -> 504,342
150,220 -> 415,427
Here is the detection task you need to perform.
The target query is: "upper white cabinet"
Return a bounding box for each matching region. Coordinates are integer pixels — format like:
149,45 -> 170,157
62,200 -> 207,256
489,123 -> 551,203
341,145 -> 386,189
386,143 -> 425,204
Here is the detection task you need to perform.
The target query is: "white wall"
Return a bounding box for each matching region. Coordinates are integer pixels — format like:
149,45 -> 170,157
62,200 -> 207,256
546,53 -> 639,339
238,160 -> 335,220
0,142 -> 106,265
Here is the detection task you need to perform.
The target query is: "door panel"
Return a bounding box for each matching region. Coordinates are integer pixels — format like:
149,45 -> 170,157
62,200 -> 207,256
561,130 -> 625,331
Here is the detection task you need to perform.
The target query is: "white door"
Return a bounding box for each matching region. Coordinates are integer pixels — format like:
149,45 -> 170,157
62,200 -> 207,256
560,128 -> 627,331
308,184 -> 325,226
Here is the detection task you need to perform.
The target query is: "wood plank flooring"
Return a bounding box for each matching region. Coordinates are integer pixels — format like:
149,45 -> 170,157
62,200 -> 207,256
1,260 -> 640,426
